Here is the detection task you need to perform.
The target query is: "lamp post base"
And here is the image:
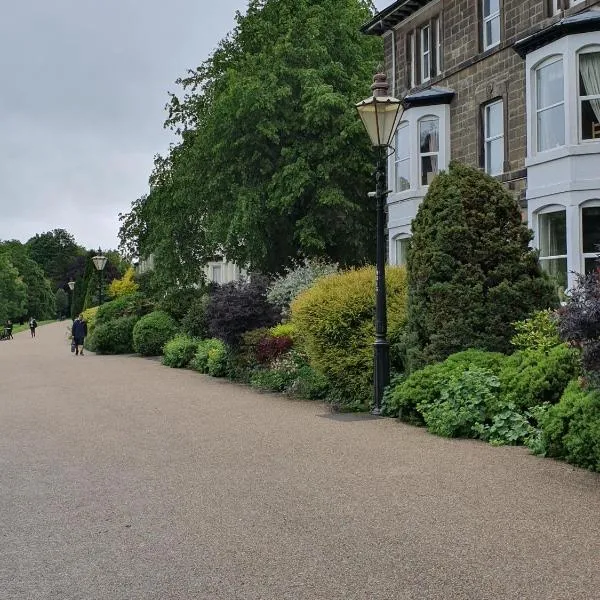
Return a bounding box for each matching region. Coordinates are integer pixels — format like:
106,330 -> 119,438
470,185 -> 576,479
372,338 -> 390,415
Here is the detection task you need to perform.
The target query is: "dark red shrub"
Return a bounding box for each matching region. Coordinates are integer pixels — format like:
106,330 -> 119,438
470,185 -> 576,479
256,334 -> 293,364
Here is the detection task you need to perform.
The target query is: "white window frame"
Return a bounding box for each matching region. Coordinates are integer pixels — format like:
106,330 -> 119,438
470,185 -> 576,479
435,18 -> 442,76
537,207 -> 568,290
394,122 -> 411,192
211,264 -> 222,284
578,47 -> 600,143
534,56 -> 565,153
484,99 -> 505,175
482,0 -> 501,51
419,116 -> 440,187
394,236 -> 411,267
581,201 -> 600,273
420,25 -> 431,83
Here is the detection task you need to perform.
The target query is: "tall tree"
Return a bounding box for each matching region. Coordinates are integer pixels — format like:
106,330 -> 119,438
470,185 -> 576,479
119,0 -> 382,282
0,255 -> 27,323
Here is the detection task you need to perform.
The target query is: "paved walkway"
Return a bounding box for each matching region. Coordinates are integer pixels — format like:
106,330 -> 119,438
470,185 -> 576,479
0,322 -> 599,600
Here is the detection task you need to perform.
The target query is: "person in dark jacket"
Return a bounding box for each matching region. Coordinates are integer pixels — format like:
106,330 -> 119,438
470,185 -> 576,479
72,314 -> 88,356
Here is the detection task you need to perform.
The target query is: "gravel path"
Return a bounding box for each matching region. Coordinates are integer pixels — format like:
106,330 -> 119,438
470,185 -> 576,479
0,322 -> 598,600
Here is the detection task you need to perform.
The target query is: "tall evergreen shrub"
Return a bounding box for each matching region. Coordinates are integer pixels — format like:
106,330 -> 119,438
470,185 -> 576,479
406,162 -> 557,369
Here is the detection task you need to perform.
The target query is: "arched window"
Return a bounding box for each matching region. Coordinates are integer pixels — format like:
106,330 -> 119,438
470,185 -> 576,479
578,47 -> 600,141
581,200 -> 600,273
418,116 -> 439,185
394,122 -> 410,192
537,205 -> 567,289
534,56 -> 565,152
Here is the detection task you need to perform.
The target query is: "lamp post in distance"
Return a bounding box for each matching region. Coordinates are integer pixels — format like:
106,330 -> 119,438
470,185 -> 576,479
92,249 -> 108,306
355,68 -> 404,415
68,280 -> 75,320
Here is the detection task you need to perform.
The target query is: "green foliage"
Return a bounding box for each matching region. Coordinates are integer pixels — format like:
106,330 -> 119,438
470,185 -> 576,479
269,322 -> 297,339
473,402 -> 534,446
108,266 -> 139,298
157,286 -> 209,321
132,311 -> 179,356
92,315 -> 138,355
386,349 -> 506,422
96,292 -> 153,326
535,381 -> 600,471
0,254 -> 27,322
118,0 -> 383,280
511,309 -> 561,352
417,367 -> 501,438
162,334 -> 199,368
191,338 -> 228,377
55,288 -> 69,317
406,162 -> 558,370
267,258 -> 338,318
499,345 -> 580,410
180,294 -> 211,339
291,266 -> 408,409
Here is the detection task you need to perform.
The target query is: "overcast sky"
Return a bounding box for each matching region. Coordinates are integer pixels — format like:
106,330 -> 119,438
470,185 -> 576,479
0,0 -> 387,252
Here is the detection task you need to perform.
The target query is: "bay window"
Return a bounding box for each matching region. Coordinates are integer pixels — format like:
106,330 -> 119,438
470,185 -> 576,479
579,50 -> 600,141
484,100 -> 504,175
482,0 -> 501,50
535,57 -> 565,152
538,209 -> 568,288
419,116 -> 439,186
395,123 -> 411,192
582,205 -> 600,273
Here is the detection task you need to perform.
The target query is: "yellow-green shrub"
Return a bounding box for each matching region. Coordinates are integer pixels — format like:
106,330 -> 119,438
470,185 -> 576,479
290,266 -> 408,409
269,323 -> 296,339
108,266 -> 139,298
82,306 -> 99,336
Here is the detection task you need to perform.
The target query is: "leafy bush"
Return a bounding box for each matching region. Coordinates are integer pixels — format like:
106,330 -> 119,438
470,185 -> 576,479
499,345 -> 580,410
557,270 -> 600,385
162,334 -> 199,368
180,294 -> 210,338
418,367 -> 501,438
406,162 -> 558,370
291,266 -> 408,409
157,285 -> 212,321
81,306 -> 99,337
511,309 -> 561,352
535,380 -> 600,471
108,266 -> 139,298
191,338 -> 228,377
473,402 -> 534,447
386,349 -> 506,421
256,334 -> 293,364
93,315 -> 138,355
270,323 -> 297,339
95,292 -> 153,326
267,258 -> 338,319
206,277 -> 280,346
286,363 -> 330,400
132,311 -> 179,356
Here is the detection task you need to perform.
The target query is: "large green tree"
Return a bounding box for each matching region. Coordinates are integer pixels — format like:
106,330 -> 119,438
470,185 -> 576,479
0,254 -> 27,323
119,0 -> 382,283
406,162 -> 559,370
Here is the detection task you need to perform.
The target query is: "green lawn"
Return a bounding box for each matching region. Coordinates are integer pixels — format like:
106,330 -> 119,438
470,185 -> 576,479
12,320 -> 56,334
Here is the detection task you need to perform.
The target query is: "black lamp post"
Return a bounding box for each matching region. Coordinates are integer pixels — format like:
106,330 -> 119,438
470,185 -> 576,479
67,280 -> 75,320
92,249 -> 108,306
356,69 -> 404,415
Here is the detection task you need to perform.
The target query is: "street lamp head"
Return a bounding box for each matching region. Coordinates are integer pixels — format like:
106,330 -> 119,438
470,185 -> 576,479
356,69 -> 404,148
67,281 -> 75,291
92,249 -> 108,272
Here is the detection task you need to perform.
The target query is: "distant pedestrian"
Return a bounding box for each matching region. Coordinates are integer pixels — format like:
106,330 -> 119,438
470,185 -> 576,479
29,317 -> 37,338
71,314 -> 87,356
4,320 -> 13,340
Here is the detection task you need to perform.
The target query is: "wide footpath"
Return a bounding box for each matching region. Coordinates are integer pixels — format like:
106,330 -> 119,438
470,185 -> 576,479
1,322 -> 599,600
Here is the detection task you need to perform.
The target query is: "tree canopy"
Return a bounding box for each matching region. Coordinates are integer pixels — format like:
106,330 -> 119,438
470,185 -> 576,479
119,0 -> 382,284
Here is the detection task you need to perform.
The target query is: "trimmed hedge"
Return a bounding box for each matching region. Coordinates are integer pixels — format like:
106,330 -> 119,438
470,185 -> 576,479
95,292 -> 153,326
162,334 -> 199,368
93,315 -> 138,355
291,266 -> 408,409
132,311 -> 179,356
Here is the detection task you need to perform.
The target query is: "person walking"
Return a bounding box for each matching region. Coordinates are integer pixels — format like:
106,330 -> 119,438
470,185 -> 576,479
4,320 -> 13,340
29,317 -> 37,338
71,314 -> 87,356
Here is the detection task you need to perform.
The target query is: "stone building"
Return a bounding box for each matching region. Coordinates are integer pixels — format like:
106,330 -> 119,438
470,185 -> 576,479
363,0 -> 600,290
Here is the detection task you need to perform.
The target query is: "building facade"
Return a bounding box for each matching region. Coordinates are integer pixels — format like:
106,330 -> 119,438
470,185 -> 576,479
363,0 -> 600,291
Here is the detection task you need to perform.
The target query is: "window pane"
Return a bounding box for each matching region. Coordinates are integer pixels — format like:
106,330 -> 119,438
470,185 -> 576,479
486,102 -> 503,137
422,27 -> 429,52
536,60 -> 564,109
395,125 -> 409,159
484,0 -> 500,16
396,160 -> 410,192
486,138 -> 504,175
485,16 -> 500,48
582,207 -> 600,253
421,155 -> 438,185
585,257 -> 599,274
420,118 -> 439,153
395,238 -> 410,266
537,104 -> 565,151
540,258 -> 568,293
539,211 -> 567,257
